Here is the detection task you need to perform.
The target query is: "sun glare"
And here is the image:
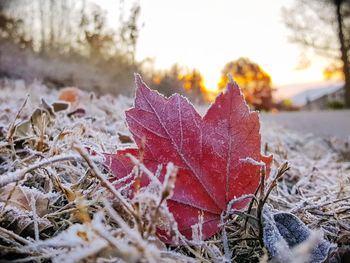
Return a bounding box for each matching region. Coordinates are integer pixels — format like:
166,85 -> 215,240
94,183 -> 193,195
203,76 -> 220,93
98,0 -> 331,100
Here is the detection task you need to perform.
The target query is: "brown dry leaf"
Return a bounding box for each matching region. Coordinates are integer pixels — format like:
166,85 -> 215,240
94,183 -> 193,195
31,108 -> 51,132
40,98 -> 56,117
117,132 -> 133,144
14,107 -> 52,138
0,184 -> 53,235
41,98 -> 70,115
0,183 -> 51,217
52,101 -> 70,112
0,202 -> 52,235
14,119 -> 31,137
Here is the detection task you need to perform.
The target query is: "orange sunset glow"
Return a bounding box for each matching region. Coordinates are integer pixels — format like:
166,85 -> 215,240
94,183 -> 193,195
95,0 -> 333,104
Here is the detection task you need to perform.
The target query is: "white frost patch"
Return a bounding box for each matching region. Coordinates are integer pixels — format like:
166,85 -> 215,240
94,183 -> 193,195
239,157 -> 265,167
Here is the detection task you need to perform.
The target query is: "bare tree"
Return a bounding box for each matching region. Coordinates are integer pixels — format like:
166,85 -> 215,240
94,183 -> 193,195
0,0 -> 141,61
283,0 -> 350,108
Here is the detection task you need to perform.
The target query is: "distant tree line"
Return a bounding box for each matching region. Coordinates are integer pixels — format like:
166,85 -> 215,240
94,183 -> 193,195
0,1 -> 276,109
0,0 -> 142,94
0,0 -> 140,62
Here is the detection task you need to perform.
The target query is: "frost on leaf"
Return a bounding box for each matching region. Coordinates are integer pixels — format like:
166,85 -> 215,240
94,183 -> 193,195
0,183 -> 54,235
105,74 -> 272,242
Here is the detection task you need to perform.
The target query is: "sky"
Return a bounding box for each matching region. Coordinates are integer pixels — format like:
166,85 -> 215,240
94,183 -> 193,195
98,0 -> 331,98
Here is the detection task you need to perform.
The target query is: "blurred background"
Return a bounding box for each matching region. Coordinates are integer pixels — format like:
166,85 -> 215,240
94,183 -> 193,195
0,0 -> 350,114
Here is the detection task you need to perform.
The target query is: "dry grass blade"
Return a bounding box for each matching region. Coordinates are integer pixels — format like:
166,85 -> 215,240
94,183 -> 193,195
0,154 -> 81,187
73,144 -> 135,218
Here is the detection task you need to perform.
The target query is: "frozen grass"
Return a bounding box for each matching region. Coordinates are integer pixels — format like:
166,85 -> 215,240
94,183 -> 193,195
0,78 -> 349,262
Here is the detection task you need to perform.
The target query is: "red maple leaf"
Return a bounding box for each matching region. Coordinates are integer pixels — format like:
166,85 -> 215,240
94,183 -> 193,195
106,74 -> 272,242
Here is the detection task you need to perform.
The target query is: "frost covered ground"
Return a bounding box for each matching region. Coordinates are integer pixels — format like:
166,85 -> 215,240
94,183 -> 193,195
0,78 -> 349,263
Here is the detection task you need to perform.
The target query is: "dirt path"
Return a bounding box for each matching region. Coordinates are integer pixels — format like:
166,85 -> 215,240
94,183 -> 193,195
261,110 -> 350,140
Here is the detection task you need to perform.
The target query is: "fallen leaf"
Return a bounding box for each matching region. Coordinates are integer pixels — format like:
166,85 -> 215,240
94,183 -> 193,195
52,101 -> 70,112
67,108 -> 86,118
0,183 -> 53,216
14,108 -> 52,138
58,87 -> 82,106
14,119 -> 31,137
0,184 -> 54,235
41,98 -> 56,117
30,108 -> 51,133
106,74 -> 272,241
41,98 -> 70,115
118,132 -> 134,144
0,202 -> 52,235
